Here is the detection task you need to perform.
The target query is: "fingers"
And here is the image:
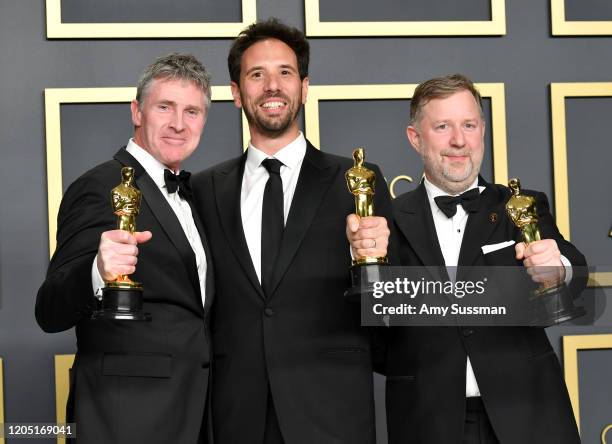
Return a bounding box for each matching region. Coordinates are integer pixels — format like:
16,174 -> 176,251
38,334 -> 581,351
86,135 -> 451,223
134,230 -> 153,244
346,216 -> 390,259
346,214 -> 360,233
97,230 -> 151,281
515,242 -> 526,260
521,239 -> 561,267
348,216 -> 389,240
520,239 -> 565,284
524,265 -> 565,284
354,235 -> 389,259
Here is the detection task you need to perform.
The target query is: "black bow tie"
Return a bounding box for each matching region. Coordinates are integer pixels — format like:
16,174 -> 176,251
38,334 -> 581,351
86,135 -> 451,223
434,188 -> 481,218
164,169 -> 192,199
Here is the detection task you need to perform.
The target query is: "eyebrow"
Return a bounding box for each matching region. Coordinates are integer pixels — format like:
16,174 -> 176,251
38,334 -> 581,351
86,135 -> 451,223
244,64 -> 297,75
157,99 -> 203,111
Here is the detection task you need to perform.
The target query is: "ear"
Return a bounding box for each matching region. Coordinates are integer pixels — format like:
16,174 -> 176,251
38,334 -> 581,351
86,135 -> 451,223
406,125 -> 422,155
130,100 -> 142,126
230,81 -> 242,108
301,76 -> 309,104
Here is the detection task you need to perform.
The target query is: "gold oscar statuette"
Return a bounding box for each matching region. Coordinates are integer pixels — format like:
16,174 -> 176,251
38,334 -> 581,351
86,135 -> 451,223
92,167 -> 151,321
505,177 -> 583,325
345,148 -> 389,301
346,147 -> 388,265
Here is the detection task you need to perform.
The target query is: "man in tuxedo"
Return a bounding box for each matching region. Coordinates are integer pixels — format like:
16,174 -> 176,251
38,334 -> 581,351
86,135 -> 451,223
373,74 -> 585,443
191,18 -> 391,444
36,53 -> 214,443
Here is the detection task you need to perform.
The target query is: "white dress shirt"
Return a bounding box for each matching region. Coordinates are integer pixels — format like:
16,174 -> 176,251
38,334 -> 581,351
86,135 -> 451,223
91,139 -> 207,306
241,132 -> 307,283
423,176 -> 483,397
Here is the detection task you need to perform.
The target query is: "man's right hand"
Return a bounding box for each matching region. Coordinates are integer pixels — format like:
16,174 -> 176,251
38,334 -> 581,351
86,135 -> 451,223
97,230 -> 152,282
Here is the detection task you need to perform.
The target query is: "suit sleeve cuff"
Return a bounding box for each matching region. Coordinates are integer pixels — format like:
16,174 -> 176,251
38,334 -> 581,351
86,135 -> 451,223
560,254 -> 573,284
92,255 -> 105,299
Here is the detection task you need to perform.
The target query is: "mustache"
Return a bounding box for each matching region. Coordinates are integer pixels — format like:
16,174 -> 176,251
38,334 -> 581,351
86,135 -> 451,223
441,150 -> 471,157
257,93 -> 290,105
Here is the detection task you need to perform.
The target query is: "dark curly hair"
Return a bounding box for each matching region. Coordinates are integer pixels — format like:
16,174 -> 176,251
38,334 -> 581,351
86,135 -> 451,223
228,18 -> 309,85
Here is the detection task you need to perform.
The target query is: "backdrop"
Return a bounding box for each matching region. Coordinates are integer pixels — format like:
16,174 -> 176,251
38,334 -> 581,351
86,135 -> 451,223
0,0 -> 611,443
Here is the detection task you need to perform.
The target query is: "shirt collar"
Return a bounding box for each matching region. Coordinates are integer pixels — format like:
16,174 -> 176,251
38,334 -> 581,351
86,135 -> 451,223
245,132 -> 307,172
126,139 -> 171,190
423,176 -> 483,204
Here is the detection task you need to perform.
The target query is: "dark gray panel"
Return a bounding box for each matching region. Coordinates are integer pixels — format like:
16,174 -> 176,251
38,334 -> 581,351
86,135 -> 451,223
0,1 -> 611,443
565,98 -> 612,270
577,349 -> 612,443
318,98 -> 493,197
61,0 -> 241,23
565,0 -> 612,21
319,0 -> 490,22
60,104 -> 133,189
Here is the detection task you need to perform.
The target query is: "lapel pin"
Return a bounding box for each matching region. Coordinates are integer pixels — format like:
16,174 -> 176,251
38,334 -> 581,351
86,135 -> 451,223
489,212 -> 498,223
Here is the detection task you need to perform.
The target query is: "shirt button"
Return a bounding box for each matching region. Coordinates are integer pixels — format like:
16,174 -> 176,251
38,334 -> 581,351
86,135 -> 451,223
264,308 -> 275,317
462,329 -> 474,337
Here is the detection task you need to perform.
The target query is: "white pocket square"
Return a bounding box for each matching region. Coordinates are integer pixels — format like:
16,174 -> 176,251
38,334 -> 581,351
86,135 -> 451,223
481,240 -> 515,254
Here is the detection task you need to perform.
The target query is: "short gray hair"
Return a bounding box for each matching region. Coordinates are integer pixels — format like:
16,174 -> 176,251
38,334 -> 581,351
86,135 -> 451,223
136,53 -> 212,111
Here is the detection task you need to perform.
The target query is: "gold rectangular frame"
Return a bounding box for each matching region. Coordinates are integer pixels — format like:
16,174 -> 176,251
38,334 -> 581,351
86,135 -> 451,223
44,86 -> 248,257
551,0 -> 612,35
55,354 -> 74,444
563,333 -> 612,433
304,0 -> 506,36
0,358 -> 4,444
550,82 -> 612,287
304,83 -> 508,184
46,0 -> 256,38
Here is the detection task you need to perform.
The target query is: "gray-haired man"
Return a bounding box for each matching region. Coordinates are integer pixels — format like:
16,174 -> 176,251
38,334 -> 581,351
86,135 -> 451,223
36,53 -> 214,443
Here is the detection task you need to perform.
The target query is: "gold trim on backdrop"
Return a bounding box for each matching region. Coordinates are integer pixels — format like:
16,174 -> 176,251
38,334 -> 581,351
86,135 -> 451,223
44,86 -> 246,258
55,355 -> 74,444
551,0 -> 612,35
550,82 -> 612,287
0,358 -> 4,444
46,0 -> 257,38
389,175 -> 414,199
304,0 -> 506,36
304,83 -> 508,185
563,334 -> 612,434
603,424 -> 612,444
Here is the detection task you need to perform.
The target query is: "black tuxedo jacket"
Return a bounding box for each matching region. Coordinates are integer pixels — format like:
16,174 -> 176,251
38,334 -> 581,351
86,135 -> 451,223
385,178 -> 585,444
36,148 -> 214,444
191,142 -> 393,444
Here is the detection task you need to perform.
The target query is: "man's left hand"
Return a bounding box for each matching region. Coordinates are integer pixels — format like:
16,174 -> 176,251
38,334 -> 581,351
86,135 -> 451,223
515,239 -> 565,284
346,214 -> 390,260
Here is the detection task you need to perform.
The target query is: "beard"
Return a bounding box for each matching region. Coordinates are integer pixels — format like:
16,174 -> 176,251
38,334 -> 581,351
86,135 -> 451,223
242,91 -> 300,138
441,157 -> 474,183
422,148 -> 480,194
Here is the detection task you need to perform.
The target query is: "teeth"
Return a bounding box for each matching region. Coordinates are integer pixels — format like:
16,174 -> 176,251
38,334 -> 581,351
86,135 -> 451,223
262,101 -> 284,109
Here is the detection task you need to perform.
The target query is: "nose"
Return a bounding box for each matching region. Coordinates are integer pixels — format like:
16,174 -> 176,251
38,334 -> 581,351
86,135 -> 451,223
450,125 -> 465,147
169,110 -> 184,132
264,73 -> 280,93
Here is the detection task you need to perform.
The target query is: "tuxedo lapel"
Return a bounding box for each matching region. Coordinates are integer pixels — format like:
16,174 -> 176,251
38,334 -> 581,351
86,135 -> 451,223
395,183 -> 448,281
114,148 -> 201,299
213,153 -> 265,300
268,143 -> 338,297
186,198 -> 214,313
457,178 -> 505,268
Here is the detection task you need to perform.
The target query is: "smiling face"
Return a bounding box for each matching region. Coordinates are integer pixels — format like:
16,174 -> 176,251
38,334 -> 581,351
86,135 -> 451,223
231,38 -> 309,152
407,89 -> 485,194
131,77 -> 207,170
